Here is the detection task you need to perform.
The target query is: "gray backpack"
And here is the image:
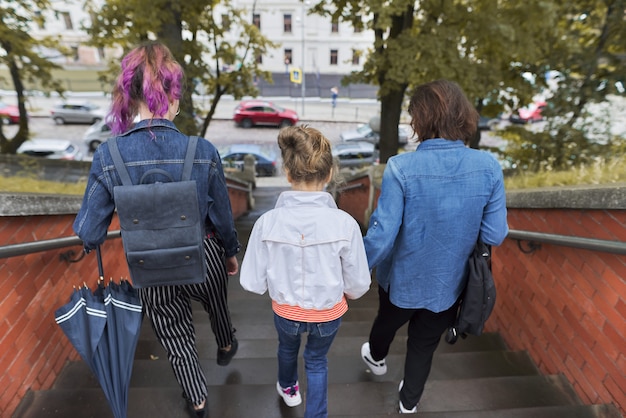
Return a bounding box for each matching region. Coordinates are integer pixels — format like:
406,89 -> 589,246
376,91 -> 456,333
108,136 -> 206,288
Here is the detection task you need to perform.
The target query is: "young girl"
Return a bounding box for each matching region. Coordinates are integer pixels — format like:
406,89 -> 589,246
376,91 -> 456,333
239,126 -> 371,418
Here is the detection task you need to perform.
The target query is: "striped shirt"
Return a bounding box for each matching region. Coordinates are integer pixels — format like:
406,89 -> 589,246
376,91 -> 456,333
272,296 -> 348,322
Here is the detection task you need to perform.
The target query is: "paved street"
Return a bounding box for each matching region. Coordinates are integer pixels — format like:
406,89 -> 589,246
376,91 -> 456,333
1,91 -> 509,169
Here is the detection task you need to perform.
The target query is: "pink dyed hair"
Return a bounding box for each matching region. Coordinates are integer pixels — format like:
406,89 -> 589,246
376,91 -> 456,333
108,41 -> 184,134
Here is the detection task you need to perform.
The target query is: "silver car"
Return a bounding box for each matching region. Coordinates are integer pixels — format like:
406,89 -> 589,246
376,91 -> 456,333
51,101 -> 106,125
17,138 -> 84,161
83,119 -> 113,152
339,123 -> 412,146
332,141 -> 378,169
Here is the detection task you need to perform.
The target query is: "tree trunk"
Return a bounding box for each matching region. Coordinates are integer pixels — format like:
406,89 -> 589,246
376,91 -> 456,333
378,88 -> 406,164
0,57 -> 29,154
158,5 -> 198,136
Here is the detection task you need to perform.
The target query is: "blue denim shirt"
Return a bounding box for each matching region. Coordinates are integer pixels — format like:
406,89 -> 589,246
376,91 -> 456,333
364,139 -> 508,312
73,119 -> 241,257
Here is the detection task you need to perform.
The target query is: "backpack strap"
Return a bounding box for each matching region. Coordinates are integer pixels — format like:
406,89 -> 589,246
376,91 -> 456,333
182,136 -> 198,181
108,137 -> 133,186
109,135 -> 198,185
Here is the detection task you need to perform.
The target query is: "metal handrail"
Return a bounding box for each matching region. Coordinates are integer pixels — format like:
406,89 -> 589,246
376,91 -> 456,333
0,230 -> 121,259
508,229 -> 626,255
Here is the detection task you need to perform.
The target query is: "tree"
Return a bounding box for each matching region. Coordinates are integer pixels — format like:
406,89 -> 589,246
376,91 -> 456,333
85,0 -> 276,137
502,0 -> 626,171
0,0 -> 67,154
310,0 -> 625,166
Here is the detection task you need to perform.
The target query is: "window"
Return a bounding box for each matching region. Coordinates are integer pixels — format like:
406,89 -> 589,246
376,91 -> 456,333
253,13 -> 261,29
331,18 -> 339,33
61,11 -> 73,30
353,20 -> 362,33
284,49 -> 293,65
284,14 -> 292,33
330,49 -> 338,65
352,49 -> 360,65
256,54 -> 263,64
222,14 -> 231,31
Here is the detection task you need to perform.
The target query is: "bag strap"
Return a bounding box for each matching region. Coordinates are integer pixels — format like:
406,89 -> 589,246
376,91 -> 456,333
182,136 -> 198,181
109,135 -> 198,185
108,137 -> 133,186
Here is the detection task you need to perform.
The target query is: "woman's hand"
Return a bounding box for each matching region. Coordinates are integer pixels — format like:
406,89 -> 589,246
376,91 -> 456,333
225,256 -> 239,275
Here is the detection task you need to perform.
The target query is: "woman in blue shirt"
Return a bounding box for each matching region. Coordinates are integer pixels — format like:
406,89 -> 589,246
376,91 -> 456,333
360,79 -> 509,413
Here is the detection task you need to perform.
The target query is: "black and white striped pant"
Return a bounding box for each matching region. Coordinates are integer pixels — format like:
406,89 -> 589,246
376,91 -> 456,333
139,237 -> 236,406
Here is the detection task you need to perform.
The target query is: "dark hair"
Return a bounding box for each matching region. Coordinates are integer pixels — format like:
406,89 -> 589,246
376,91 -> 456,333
278,125 -> 334,184
108,41 -> 184,134
408,79 -> 478,144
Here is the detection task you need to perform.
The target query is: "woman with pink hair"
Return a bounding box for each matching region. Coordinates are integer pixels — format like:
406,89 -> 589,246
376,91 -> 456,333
74,41 -> 241,418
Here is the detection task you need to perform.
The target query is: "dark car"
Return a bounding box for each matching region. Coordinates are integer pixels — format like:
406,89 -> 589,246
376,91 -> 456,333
220,144 -> 278,177
233,100 -> 299,129
332,141 -> 378,169
0,102 -> 20,124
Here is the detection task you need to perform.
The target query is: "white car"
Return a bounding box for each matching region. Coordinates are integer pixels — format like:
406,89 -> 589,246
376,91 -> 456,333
17,139 -> 84,161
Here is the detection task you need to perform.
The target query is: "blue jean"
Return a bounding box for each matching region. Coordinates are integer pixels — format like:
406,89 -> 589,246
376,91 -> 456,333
274,313 -> 342,418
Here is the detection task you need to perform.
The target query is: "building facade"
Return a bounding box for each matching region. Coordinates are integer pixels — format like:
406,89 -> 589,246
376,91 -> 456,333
26,0 -> 374,75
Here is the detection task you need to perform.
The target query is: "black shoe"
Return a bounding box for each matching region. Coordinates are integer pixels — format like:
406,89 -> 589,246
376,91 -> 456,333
217,337 -> 238,366
183,395 -> 208,418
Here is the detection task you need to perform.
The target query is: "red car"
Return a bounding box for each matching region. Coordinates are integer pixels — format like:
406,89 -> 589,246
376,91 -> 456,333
0,102 -> 20,124
233,100 -> 299,128
509,100 -> 547,124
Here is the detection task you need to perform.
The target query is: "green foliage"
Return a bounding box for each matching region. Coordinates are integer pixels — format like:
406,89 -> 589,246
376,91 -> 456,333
83,0 -> 277,136
314,0 -> 626,173
0,0 -> 69,154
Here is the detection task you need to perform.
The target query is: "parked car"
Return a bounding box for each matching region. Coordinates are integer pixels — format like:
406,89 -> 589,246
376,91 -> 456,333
50,101 -> 106,125
83,117 -> 141,153
509,100 -> 547,124
479,115 -> 500,131
233,100 -> 299,128
220,144 -> 278,177
83,119 -> 113,152
17,138 -> 84,161
339,123 -> 411,146
332,141 -> 378,169
0,102 -> 20,124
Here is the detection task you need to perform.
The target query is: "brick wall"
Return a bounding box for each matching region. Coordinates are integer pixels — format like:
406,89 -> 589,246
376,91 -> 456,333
489,206 -> 625,415
0,214 -> 127,418
0,179 -> 251,418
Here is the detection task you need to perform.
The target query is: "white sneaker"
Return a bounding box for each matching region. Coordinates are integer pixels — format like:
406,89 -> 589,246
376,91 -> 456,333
361,342 -> 387,375
276,381 -> 302,407
398,380 -> 418,414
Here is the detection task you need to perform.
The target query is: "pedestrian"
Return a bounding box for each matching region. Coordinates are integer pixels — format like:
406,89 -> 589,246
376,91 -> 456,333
239,125 -> 371,418
330,86 -> 338,108
73,41 -> 241,418
360,79 -> 509,414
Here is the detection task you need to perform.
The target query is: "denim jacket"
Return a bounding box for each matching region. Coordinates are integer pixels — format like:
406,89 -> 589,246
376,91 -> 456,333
73,119 -> 241,257
364,139 -> 508,312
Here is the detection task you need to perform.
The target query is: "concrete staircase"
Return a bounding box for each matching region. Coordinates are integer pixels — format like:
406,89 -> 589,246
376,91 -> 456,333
13,187 -> 622,418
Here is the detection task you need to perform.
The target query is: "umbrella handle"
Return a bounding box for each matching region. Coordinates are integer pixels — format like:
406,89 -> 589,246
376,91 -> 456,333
96,246 -> 104,281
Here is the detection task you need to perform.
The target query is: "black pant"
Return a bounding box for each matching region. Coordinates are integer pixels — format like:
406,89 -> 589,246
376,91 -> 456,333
368,285 -> 459,409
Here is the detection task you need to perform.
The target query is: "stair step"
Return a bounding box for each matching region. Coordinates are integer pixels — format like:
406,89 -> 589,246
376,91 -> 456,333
53,350 -> 540,389
17,375 -> 612,418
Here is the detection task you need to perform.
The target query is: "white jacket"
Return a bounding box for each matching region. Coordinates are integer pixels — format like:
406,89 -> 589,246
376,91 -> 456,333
240,191 -> 371,310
